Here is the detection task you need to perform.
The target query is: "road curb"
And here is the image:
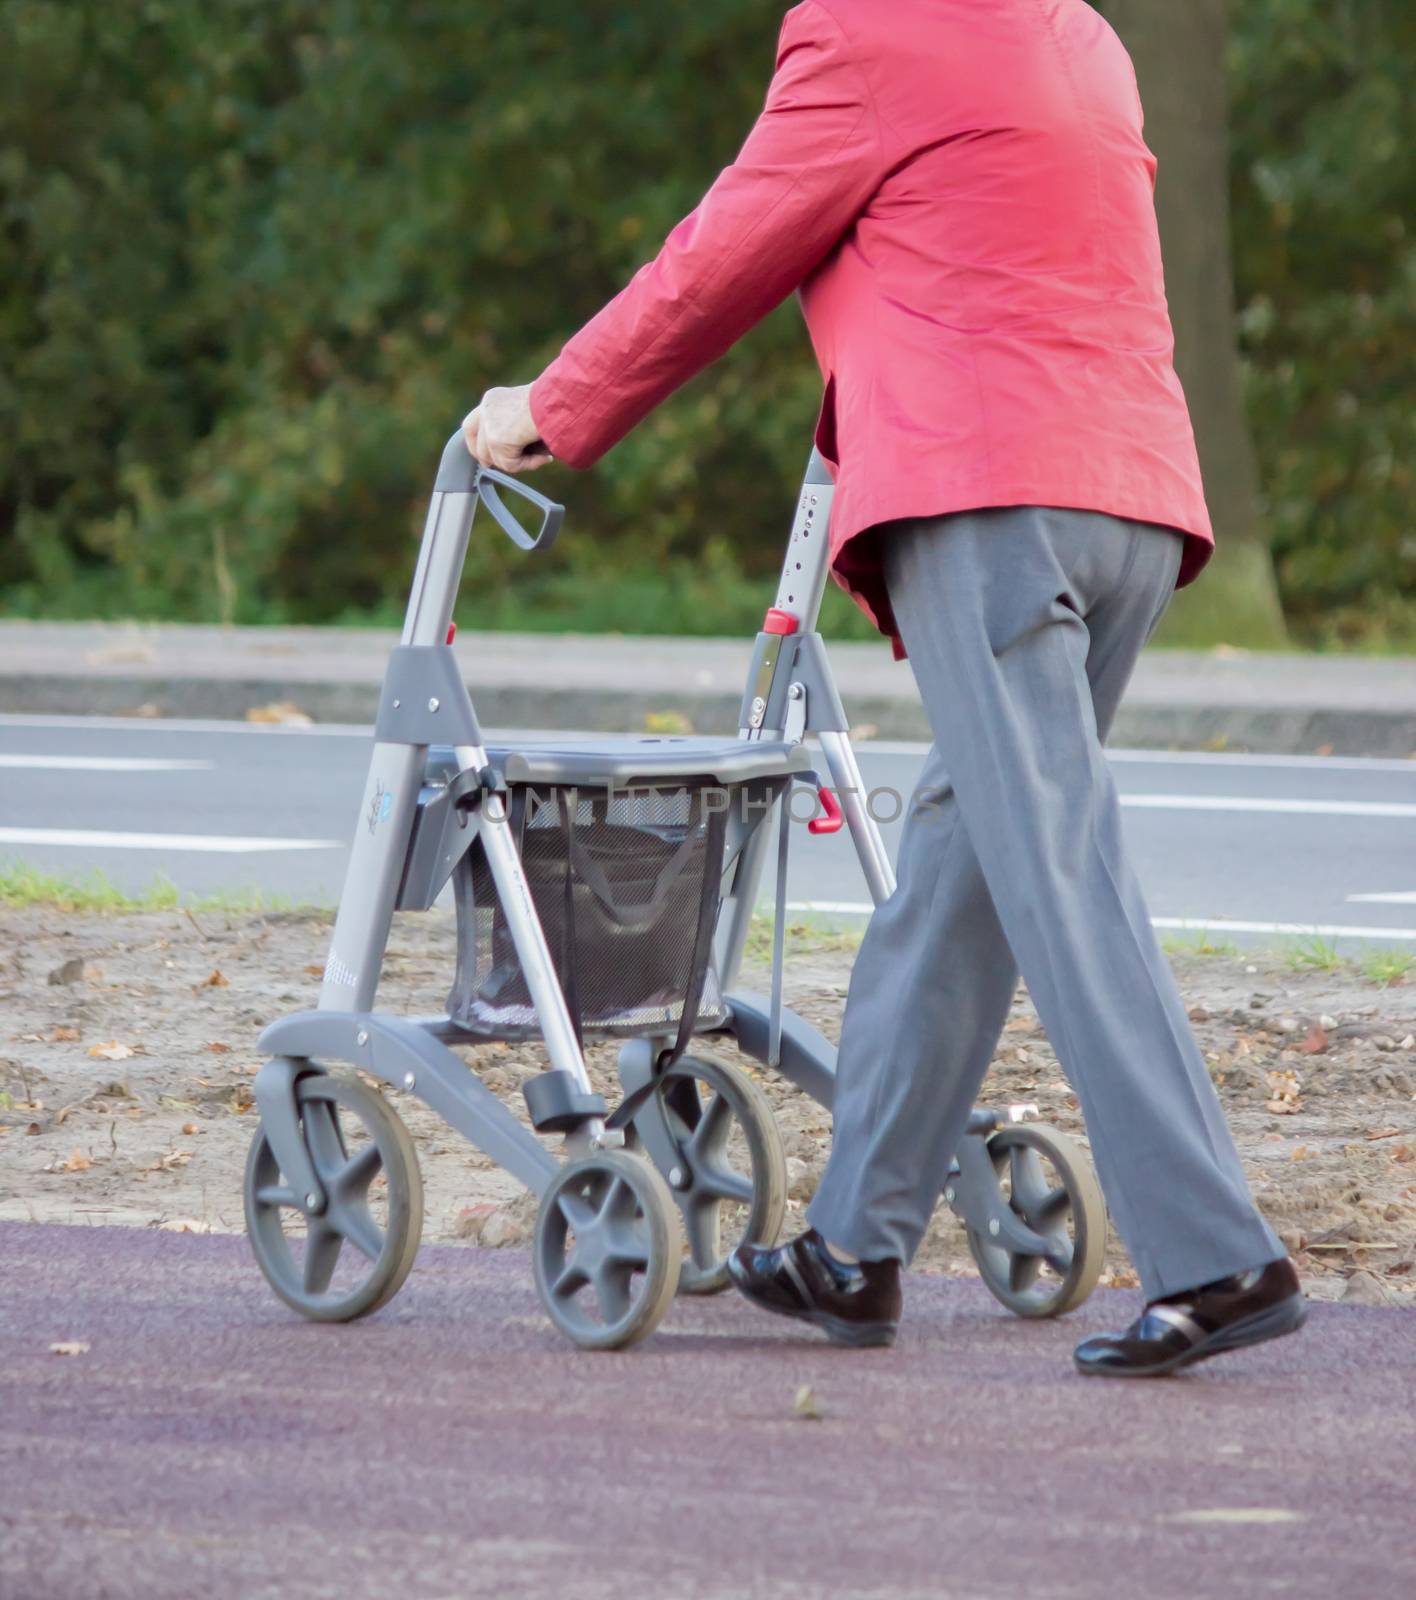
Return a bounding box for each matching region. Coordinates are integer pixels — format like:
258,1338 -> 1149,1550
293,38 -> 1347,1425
4,670 -> 1415,755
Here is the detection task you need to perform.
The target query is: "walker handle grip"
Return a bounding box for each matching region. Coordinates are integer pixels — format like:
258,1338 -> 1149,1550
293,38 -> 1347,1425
476,467 -> 564,553
432,430 -> 564,552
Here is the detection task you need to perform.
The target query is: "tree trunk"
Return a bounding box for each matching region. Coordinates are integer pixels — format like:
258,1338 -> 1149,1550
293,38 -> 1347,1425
1100,0 -> 1287,647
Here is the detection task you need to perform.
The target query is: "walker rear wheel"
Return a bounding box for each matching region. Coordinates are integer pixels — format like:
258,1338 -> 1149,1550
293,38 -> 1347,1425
244,1072 -> 423,1323
533,1150 -> 682,1350
966,1123 -> 1107,1319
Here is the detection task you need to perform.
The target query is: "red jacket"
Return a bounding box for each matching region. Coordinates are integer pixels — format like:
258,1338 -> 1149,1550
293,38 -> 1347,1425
530,0 -> 1212,650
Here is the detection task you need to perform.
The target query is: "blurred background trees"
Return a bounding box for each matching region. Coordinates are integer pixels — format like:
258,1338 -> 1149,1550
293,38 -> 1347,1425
1,0 -> 1412,647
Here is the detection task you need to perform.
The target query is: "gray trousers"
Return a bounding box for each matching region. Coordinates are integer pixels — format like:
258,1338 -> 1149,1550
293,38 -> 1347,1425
807,507 -> 1282,1301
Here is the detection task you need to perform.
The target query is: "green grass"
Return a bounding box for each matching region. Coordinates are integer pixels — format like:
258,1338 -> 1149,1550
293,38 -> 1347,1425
0,861 -> 301,915
1284,935 -> 1346,974
1161,931 -> 1243,959
1359,948 -> 1414,987
1162,931 -> 1416,981
742,915 -> 864,965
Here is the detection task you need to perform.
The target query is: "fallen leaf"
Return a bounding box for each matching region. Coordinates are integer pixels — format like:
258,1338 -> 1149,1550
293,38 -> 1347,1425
1299,1026 -> 1329,1055
245,700 -> 312,726
87,1041 -> 136,1062
1393,1146 -> 1414,1165
304,964 -> 325,977
47,1025 -> 81,1043
793,1384 -> 824,1421
1264,1068 -> 1303,1114
56,1148 -> 91,1172
453,1203 -> 497,1242
49,1341 -> 90,1357
153,1149 -> 194,1170
205,1041 -> 232,1054
1290,1145 -> 1314,1162
156,1218 -> 211,1234
25,1122 -> 41,1136
198,969 -> 230,989
181,1122 -> 201,1136
643,709 -> 694,735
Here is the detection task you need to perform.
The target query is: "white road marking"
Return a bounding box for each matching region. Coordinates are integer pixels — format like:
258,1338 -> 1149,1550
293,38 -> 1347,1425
784,901 -> 875,916
854,738 -> 1416,775
783,901 -> 1416,944
1120,794 -> 1416,819
4,716 -> 1415,774
1107,749 -> 1416,775
1138,917 -> 1416,943
0,754 -> 211,772
0,827 -> 340,854
0,712 -> 370,738
1347,890 -> 1416,905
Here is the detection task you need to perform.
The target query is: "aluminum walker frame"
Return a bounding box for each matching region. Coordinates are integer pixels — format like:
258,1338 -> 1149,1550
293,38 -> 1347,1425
248,432 -> 1107,1338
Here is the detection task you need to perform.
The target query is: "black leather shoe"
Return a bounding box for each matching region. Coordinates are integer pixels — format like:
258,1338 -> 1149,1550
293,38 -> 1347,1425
1074,1257 -> 1306,1378
727,1229 -> 901,1347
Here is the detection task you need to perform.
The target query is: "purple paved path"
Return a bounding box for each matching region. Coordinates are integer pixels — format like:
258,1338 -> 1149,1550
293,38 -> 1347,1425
2,1222 -> 1412,1600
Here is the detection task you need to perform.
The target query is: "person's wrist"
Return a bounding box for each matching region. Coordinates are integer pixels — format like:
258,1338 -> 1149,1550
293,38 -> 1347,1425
527,374 -> 557,459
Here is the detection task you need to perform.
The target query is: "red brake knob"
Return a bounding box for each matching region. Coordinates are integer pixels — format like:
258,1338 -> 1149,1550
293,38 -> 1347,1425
446,622 -> 458,645
808,785 -> 844,835
763,608 -> 799,636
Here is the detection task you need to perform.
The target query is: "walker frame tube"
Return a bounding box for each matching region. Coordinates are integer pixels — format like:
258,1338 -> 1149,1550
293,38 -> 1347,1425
258,438 -> 605,1202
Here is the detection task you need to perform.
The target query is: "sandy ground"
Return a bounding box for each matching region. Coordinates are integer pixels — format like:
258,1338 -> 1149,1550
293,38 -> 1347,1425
2,906 -> 1413,1306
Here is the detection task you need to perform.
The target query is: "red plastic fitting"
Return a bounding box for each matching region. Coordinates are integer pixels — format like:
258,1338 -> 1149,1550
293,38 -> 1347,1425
808,785 -> 844,835
446,622 -> 457,645
762,608 -> 799,636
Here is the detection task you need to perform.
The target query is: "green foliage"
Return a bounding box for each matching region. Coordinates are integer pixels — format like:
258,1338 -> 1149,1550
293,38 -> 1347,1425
1360,948 -> 1414,987
1229,0 -> 1416,648
0,0 -> 1411,640
0,859 -> 290,912
1284,934 -> 1345,974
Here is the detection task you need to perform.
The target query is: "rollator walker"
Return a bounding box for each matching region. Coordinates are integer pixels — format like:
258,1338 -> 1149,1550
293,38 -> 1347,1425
245,434 -> 1109,1348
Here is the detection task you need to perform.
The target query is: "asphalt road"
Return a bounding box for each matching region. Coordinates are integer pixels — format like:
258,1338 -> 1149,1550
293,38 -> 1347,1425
2,713 -> 1415,950
2,1222 -> 1412,1600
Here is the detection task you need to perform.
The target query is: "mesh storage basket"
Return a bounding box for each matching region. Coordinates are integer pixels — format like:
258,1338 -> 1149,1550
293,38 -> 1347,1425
448,780 -> 765,1040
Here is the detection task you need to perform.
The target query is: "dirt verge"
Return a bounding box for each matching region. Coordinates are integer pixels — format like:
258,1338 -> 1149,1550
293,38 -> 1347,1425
2,907 -> 1412,1304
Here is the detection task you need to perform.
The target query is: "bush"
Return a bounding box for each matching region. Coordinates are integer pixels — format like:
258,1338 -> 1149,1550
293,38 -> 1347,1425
1229,0 -> 1416,647
0,0 -> 1411,643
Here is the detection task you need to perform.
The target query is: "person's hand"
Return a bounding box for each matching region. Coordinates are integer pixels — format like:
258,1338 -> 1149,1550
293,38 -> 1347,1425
462,384 -> 552,474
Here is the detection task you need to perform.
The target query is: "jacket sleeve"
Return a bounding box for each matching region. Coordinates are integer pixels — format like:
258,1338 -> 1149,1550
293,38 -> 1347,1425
530,1 -> 885,469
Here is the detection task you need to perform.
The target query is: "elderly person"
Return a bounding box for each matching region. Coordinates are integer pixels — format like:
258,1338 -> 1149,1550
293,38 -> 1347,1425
464,0 -> 1304,1376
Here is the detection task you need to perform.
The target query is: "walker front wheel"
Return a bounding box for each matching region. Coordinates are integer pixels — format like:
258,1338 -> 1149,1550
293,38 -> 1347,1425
965,1123 -> 1107,1319
244,1072 -> 424,1323
533,1150 -> 683,1350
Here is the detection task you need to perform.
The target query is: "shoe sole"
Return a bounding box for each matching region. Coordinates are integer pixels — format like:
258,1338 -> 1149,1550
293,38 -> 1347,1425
729,1270 -> 898,1348
811,1309 -> 898,1348
1075,1293 -> 1309,1379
